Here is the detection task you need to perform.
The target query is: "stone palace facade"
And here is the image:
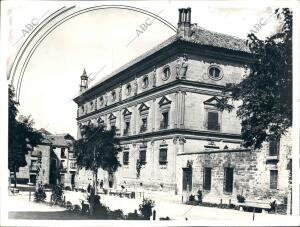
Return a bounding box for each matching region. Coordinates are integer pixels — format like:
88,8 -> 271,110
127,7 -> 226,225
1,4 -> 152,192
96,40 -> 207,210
73,8 -> 292,204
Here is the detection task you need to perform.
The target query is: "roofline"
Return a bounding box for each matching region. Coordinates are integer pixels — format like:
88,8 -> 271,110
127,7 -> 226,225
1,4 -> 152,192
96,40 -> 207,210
74,39 -> 253,104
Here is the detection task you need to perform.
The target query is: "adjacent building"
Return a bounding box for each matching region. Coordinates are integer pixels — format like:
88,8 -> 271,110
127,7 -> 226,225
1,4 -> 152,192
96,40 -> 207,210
73,8 -> 292,205
15,130 -> 77,187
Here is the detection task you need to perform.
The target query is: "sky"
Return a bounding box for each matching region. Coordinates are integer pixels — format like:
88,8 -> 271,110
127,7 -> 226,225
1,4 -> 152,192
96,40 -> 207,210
3,1 -> 286,138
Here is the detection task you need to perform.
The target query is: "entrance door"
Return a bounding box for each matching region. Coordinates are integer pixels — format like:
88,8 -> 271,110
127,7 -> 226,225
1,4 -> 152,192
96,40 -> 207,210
182,168 -> 192,191
71,174 -> 75,185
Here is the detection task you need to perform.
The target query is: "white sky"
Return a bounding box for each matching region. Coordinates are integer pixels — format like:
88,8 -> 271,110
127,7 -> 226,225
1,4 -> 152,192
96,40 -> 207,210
3,1 -> 288,138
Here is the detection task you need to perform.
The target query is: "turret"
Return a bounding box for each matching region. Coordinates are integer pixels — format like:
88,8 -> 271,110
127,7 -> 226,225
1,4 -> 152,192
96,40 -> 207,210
80,68 -> 88,92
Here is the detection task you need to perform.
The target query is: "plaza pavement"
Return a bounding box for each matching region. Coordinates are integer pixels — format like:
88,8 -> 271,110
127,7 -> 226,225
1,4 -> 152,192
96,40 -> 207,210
7,190 -> 294,223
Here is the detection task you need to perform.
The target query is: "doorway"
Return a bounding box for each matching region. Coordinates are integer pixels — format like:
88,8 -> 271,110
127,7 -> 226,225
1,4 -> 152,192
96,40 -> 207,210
30,174 -> 36,184
71,173 -> 75,186
182,167 -> 192,191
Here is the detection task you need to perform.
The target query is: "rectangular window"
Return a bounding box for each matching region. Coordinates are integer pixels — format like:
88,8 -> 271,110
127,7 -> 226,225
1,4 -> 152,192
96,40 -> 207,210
159,148 -> 168,165
269,140 -> 280,156
161,112 -> 169,129
203,167 -> 212,191
124,121 -> 130,135
207,111 -> 220,131
224,167 -> 234,193
139,149 -> 146,164
123,151 -> 129,165
140,118 -> 148,132
61,148 -> 66,158
270,170 -> 278,189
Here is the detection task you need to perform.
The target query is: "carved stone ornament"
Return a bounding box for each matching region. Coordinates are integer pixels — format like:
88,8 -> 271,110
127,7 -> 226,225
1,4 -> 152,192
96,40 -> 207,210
152,66 -> 157,87
187,160 -> 193,168
176,54 -> 188,79
119,83 -> 122,101
179,136 -> 186,145
173,137 -> 178,144
134,77 -> 138,95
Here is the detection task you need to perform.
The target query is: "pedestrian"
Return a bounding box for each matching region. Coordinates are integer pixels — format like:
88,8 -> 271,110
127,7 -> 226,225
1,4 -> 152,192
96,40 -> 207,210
100,180 -> 103,189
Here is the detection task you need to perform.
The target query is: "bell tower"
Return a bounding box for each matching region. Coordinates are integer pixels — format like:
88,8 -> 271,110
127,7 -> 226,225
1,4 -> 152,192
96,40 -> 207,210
177,8 -> 192,38
80,68 -> 88,92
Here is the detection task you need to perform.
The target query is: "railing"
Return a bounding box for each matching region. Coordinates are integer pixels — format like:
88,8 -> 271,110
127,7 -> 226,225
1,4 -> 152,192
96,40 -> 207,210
159,160 -> 168,165
29,165 -> 39,172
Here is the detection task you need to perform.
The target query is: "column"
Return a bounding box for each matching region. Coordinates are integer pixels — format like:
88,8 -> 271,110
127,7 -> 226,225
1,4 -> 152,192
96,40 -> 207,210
173,137 -> 179,194
151,140 -> 155,180
177,91 -> 182,128
175,92 -> 179,128
177,137 -> 186,195
133,105 -> 137,134
152,99 -> 155,131
180,91 -> 186,128
118,110 -> 122,134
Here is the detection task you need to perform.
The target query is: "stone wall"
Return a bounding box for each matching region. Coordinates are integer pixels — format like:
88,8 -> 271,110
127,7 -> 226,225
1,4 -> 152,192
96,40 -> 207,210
16,144 -> 51,184
177,132 -> 291,204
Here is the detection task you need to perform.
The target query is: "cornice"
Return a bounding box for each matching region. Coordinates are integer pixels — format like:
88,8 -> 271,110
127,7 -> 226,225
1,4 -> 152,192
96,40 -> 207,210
74,39 -> 253,104
76,80 -> 226,121
117,128 -> 241,145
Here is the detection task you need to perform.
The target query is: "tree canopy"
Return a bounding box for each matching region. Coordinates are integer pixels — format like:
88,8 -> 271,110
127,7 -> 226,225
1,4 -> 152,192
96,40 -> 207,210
217,8 -> 292,149
8,85 -> 44,186
74,124 -> 121,174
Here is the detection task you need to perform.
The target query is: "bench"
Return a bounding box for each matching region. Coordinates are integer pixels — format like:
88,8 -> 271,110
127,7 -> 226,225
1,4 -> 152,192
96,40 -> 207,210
109,190 -> 135,199
236,201 -> 272,213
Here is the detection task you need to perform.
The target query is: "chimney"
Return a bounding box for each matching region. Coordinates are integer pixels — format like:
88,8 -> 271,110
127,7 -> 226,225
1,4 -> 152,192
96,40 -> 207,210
80,68 -> 88,92
177,8 -> 191,38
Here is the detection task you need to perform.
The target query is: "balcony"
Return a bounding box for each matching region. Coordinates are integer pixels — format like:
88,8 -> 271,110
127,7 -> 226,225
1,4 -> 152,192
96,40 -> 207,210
159,160 -> 168,165
29,165 -> 39,172
266,155 -> 279,164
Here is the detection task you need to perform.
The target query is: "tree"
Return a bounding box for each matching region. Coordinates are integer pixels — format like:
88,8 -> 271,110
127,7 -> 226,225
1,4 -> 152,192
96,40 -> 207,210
74,124 -> 121,215
217,8 -> 292,149
8,85 -> 44,187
